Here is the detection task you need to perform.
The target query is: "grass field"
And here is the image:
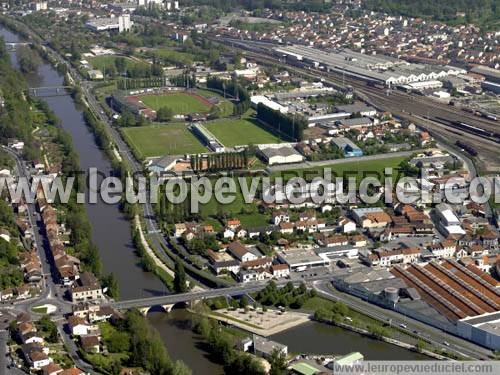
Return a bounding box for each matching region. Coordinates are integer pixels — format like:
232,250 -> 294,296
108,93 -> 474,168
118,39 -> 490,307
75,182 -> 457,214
89,55 -> 149,72
139,92 -> 211,114
274,156 -> 408,182
121,124 -> 206,158
150,48 -> 194,66
196,88 -> 234,117
204,118 -> 281,147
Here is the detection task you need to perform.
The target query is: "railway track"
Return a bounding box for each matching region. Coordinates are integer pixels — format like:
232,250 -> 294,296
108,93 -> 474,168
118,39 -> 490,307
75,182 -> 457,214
212,40 -> 500,154
214,37 -> 498,131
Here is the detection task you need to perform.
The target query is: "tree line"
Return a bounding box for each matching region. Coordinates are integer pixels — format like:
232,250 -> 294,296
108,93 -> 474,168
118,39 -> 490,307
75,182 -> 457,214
190,151 -> 249,171
117,76 -> 169,90
206,76 -> 250,116
256,103 -> 306,141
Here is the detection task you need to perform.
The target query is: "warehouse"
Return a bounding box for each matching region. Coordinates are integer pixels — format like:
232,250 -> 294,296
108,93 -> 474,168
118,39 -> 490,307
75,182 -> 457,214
258,144 -> 304,165
274,45 -> 465,86
471,65 -> 500,84
434,203 -> 465,237
457,312 -> 500,350
330,137 -> 363,157
250,95 -> 288,113
277,246 -> 330,272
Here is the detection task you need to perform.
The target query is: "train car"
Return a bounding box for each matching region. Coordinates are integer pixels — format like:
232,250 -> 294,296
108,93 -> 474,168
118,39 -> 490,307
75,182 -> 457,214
481,112 -> 498,121
456,141 -> 478,157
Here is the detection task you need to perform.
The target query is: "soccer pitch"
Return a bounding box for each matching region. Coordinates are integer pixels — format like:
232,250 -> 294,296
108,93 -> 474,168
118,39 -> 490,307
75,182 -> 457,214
121,123 -> 206,158
139,92 -> 211,114
204,118 -> 281,147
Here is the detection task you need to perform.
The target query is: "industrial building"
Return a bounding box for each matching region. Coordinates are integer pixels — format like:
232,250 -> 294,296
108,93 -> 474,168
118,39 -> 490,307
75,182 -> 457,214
330,137 -> 363,157
434,203 -> 466,237
277,246 -> 329,272
336,259 -> 500,350
274,45 -> 465,86
457,312 -> 500,350
250,95 -> 288,113
258,144 -> 304,165
482,81 -> 500,95
470,65 -> 500,84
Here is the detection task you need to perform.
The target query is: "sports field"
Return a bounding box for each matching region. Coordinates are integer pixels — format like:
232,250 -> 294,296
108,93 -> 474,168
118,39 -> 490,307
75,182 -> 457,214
121,123 -> 206,158
204,118 -> 281,147
139,92 -> 212,115
89,55 -> 149,72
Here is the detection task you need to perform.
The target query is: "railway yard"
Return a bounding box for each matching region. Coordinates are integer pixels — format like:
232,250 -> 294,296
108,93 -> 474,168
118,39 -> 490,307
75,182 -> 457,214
213,37 -> 500,170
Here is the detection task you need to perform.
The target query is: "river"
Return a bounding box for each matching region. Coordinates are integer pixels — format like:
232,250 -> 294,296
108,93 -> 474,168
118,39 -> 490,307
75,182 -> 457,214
0,26 -> 167,301
0,25 -> 427,374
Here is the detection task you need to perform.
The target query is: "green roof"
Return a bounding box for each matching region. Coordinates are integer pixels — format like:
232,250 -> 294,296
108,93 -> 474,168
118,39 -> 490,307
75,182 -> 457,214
335,352 -> 364,366
290,362 -> 320,375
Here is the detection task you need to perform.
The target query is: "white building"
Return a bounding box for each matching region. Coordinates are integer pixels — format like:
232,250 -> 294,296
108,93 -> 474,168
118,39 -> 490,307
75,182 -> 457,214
258,144 -> 304,165
435,203 -> 465,236
85,14 -> 132,33
250,95 -> 288,114
457,312 -> 500,350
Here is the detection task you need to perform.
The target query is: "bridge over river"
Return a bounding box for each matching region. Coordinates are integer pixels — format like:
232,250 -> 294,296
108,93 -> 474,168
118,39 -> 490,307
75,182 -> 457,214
108,273 -> 334,314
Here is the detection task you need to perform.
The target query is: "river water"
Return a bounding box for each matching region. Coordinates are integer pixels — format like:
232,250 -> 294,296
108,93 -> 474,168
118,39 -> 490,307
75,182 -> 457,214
1,25 -> 427,374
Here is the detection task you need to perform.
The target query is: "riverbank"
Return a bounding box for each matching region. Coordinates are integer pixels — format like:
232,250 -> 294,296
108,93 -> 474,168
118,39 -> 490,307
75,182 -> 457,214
0,23 -> 169,300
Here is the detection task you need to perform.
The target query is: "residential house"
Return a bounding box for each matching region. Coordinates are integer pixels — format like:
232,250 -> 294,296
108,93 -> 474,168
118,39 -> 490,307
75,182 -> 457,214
339,217 -> 356,233
41,363 -> 63,375
429,239 -> 456,258
352,208 -> 391,229
374,247 -> 421,267
207,249 -> 240,276
26,351 -> 51,370
272,211 -> 290,225
59,368 -> 85,375
223,227 -> 235,239
227,241 -> 261,262
70,272 -> 104,302
271,264 -> 290,278
67,316 -> 90,336
239,268 -> 272,283
80,335 -> 100,353
226,219 -> 241,231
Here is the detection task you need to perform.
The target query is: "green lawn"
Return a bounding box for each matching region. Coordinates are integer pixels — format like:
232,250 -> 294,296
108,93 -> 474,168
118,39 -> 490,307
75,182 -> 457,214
238,213 -> 270,227
196,88 -> 234,117
121,123 -> 206,158
139,92 -> 211,114
150,48 -> 194,66
204,118 -> 281,147
89,55 -> 149,72
274,156 -> 407,182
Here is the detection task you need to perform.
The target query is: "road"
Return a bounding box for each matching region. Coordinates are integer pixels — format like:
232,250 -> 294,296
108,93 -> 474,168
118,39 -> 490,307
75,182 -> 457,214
312,280 -> 493,360
56,322 -> 97,375
0,147 -> 73,314
110,273 -> 335,310
9,19 -> 498,365
267,149 -> 421,173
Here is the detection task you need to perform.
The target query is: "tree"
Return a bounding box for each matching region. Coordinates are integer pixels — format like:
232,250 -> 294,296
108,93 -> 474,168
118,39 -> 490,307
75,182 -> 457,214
269,348 -> 287,375
156,106 -> 174,122
17,45 -> 41,73
174,259 -> 188,293
239,295 -> 249,309
36,316 -> 58,343
106,330 -> 130,353
415,340 -> 427,353
102,273 -> 119,299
